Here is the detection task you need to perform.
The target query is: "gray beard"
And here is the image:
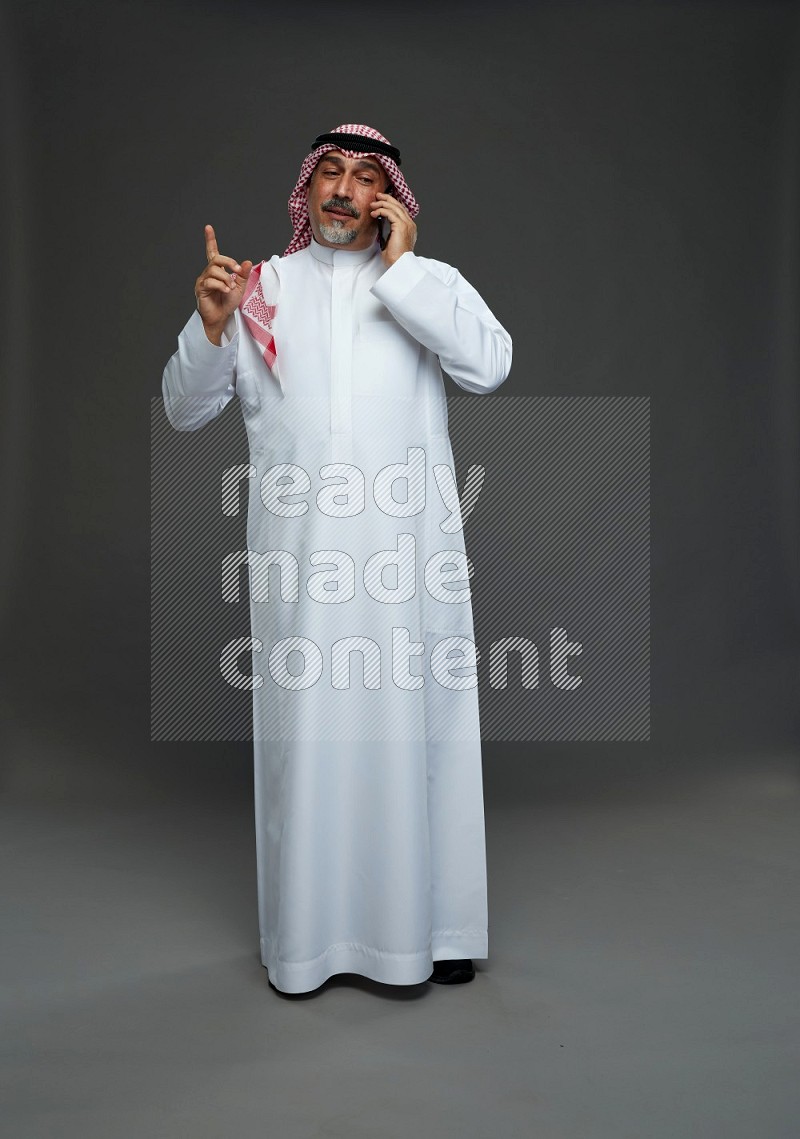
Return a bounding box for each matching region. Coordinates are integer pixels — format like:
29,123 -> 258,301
319,218 -> 358,245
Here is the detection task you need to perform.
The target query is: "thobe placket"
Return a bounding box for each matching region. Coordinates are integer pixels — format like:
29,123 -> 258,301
329,253 -> 356,465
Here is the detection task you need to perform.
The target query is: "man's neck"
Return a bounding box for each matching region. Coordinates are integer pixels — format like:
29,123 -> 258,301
308,238 -> 380,265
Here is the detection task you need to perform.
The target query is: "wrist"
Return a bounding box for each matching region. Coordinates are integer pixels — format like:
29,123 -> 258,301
202,319 -> 226,346
382,247 -> 413,269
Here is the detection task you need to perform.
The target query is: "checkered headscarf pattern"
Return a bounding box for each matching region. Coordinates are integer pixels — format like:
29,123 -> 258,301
239,268 -> 277,372
284,123 -> 419,256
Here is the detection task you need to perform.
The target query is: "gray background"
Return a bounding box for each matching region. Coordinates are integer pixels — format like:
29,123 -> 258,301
2,1 -> 799,1136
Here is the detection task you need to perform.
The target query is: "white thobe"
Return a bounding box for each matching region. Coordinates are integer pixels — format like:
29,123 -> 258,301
162,239 -> 512,993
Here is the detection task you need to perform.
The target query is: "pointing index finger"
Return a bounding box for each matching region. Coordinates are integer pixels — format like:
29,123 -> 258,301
205,224 -> 219,263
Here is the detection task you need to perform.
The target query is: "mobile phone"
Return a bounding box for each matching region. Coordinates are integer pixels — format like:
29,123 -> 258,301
378,186 -> 394,250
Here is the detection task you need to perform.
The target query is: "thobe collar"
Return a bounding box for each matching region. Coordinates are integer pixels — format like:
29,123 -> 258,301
308,237 -> 381,267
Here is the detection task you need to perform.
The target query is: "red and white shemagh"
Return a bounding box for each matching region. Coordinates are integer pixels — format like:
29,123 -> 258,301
239,124 -> 419,376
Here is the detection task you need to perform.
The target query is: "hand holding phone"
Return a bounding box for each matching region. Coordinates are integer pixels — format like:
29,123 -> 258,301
372,188 -> 417,267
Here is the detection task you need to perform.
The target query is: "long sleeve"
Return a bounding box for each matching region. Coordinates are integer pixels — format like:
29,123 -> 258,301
369,252 -> 512,394
161,309 -> 240,431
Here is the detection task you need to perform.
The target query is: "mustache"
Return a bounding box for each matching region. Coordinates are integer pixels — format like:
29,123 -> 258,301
322,197 -> 360,218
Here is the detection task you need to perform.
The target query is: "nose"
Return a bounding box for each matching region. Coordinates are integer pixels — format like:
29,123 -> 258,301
331,171 -> 355,200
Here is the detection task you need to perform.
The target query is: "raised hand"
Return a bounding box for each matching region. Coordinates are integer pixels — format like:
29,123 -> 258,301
194,224 -> 253,344
370,193 -> 417,268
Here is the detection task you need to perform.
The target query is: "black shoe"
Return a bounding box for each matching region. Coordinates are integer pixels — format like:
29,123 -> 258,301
428,958 -> 475,984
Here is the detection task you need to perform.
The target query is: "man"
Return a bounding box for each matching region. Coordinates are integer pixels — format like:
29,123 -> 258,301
162,123 -> 512,994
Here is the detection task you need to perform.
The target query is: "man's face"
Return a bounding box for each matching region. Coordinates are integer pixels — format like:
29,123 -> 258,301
306,151 -> 390,250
